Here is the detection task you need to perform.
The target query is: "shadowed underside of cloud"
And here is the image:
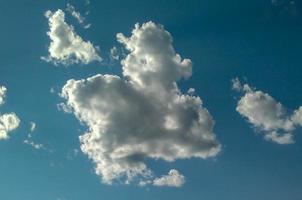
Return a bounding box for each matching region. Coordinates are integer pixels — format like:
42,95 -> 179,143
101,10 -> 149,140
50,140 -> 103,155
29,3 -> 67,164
61,22 -> 221,186
0,86 -> 20,140
232,78 -> 302,144
42,9 -> 101,66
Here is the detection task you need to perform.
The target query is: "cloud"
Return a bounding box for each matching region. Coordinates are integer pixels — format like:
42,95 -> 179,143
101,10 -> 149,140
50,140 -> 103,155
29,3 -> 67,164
30,122 -> 36,132
0,86 -> 7,106
153,169 -> 185,187
23,139 -> 45,150
0,86 -> 20,140
109,46 -> 120,61
66,3 -> 91,29
291,106 -> 302,126
61,21 -> 221,185
232,78 -> 302,144
42,9 -> 101,65
24,122 -> 48,151
0,113 -> 20,140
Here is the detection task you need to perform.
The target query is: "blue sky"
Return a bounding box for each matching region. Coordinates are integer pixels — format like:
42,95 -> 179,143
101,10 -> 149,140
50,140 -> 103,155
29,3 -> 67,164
1,0 -> 302,199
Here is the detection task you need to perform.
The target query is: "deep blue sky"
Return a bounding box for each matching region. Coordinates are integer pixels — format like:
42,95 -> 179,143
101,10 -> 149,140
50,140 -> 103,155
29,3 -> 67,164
0,0 -> 302,199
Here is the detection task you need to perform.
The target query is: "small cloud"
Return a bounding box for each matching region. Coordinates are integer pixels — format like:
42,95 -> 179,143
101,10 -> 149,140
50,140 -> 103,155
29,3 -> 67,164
23,139 -> 45,150
0,86 -> 7,106
50,87 -> 55,94
187,88 -> 195,95
232,78 -> 302,144
109,46 -> 120,61
30,122 -> 36,132
66,3 -> 91,29
0,86 -> 20,140
42,9 -> 101,66
153,169 -> 185,187
57,102 -> 73,113
0,113 -> 20,140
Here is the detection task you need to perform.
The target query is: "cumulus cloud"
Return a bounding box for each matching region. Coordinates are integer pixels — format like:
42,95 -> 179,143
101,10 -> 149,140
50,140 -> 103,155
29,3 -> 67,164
232,78 -> 302,144
42,9 -> 101,65
153,169 -> 185,187
0,86 -> 20,140
61,22 -> 221,185
0,113 -> 20,140
0,86 -> 7,106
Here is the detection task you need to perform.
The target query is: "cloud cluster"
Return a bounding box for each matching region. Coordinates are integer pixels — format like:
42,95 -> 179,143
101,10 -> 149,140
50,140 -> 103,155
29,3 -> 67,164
61,22 -> 221,185
30,121 -> 36,133
0,86 -> 20,140
43,9 -> 101,65
153,169 -> 185,187
232,78 -> 302,144
23,139 -> 45,150
23,121 -> 49,151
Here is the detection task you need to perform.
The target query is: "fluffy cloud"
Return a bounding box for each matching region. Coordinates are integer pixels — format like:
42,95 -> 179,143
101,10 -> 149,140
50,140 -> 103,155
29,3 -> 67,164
0,86 -> 20,140
0,86 -> 7,106
61,22 -> 221,185
0,113 -> 20,140
232,78 -> 302,144
43,9 -> 101,65
153,169 -> 185,187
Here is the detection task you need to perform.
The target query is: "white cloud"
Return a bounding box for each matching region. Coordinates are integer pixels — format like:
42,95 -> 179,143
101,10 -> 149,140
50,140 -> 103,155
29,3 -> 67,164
30,121 -> 36,132
61,21 -> 221,185
42,9 -> 101,65
0,86 -> 7,106
0,86 -> 20,140
66,3 -> 91,29
291,106 -> 302,126
187,88 -> 195,95
232,78 -> 302,144
109,46 -> 120,61
24,122 -> 48,151
23,139 -> 45,150
0,113 -> 20,140
153,169 -> 185,187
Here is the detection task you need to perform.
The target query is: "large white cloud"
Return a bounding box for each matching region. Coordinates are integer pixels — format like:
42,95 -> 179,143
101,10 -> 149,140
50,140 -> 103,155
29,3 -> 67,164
0,86 -> 7,106
232,78 -> 302,144
61,22 -> 221,185
42,9 -> 101,65
153,169 -> 185,187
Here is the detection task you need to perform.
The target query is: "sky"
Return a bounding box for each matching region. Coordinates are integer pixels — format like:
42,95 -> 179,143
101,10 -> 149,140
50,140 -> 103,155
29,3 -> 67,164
0,0 -> 302,199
